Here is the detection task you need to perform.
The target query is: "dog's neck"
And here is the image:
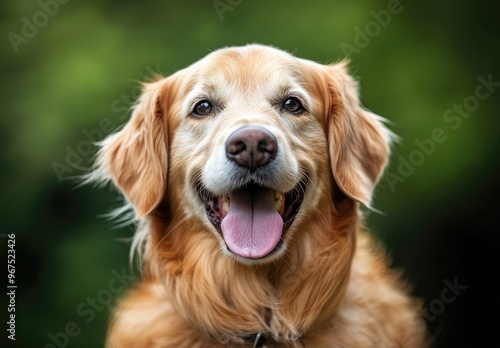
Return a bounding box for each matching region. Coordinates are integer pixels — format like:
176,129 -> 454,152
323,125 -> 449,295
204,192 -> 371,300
145,199 -> 358,345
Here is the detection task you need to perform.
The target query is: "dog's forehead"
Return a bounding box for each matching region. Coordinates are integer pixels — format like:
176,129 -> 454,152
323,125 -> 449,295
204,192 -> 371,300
192,45 -> 305,93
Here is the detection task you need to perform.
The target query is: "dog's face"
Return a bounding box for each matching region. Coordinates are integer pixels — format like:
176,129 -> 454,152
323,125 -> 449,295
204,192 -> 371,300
96,45 -> 391,264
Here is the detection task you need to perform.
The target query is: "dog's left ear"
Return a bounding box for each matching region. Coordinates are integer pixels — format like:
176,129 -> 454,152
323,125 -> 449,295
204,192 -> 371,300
95,78 -> 171,218
324,62 -> 392,208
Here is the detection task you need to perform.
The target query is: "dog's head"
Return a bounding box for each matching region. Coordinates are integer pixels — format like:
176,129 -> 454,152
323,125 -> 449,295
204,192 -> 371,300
95,44 -> 391,264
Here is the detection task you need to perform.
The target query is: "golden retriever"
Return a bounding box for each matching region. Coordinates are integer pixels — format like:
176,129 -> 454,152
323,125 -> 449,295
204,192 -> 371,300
91,44 -> 427,347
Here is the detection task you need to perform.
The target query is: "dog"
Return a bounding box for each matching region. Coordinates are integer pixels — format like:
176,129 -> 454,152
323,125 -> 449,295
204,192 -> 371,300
90,44 -> 427,347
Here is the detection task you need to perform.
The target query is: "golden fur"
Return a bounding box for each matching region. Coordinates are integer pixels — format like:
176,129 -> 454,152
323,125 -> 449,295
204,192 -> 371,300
92,44 -> 427,347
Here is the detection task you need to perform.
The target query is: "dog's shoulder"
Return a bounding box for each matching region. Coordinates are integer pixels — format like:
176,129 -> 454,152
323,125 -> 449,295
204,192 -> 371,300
328,231 -> 428,347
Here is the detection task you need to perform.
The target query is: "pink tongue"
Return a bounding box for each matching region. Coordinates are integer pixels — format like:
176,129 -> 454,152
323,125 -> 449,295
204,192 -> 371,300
221,187 -> 283,259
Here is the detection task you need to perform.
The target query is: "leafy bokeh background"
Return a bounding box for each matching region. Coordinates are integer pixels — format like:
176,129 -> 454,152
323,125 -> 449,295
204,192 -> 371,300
1,0 -> 499,347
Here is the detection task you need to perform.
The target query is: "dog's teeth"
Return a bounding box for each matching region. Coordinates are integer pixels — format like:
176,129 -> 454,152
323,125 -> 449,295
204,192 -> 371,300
222,194 -> 230,213
274,191 -> 283,212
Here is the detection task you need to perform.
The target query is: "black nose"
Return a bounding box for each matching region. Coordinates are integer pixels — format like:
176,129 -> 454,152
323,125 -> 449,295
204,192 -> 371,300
225,126 -> 278,171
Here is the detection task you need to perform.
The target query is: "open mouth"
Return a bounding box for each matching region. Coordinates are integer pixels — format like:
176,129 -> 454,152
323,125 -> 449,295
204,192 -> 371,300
197,180 -> 306,259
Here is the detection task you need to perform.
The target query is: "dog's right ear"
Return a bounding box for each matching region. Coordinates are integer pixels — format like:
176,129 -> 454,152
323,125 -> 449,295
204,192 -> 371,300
95,78 -> 171,219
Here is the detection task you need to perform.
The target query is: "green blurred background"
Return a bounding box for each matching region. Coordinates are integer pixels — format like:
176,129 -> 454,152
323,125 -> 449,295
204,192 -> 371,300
1,0 -> 499,347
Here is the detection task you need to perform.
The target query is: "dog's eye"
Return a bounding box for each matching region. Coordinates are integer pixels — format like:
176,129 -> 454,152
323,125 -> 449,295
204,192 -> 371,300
283,97 -> 305,114
192,100 -> 213,117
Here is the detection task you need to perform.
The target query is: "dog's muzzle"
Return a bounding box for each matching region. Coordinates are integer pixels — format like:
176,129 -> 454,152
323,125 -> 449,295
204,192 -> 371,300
197,125 -> 306,260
